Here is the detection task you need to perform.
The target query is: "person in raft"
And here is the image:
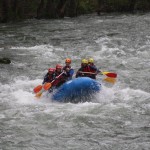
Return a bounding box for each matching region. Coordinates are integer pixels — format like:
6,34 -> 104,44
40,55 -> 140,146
63,58 -> 74,81
75,59 -> 98,79
88,58 -> 101,75
43,64 -> 67,92
51,64 -> 68,88
42,68 -> 56,84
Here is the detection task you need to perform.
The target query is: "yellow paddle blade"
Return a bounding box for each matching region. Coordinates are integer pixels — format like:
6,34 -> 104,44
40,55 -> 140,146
35,91 -> 43,98
43,83 -> 52,90
104,77 -> 116,84
102,72 -> 110,75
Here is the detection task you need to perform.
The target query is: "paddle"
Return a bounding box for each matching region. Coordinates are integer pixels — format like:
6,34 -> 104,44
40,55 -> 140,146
43,83 -> 52,90
78,71 -> 117,84
104,77 -> 116,84
101,71 -> 117,78
78,71 -> 117,78
35,72 -> 64,98
33,85 -> 42,93
33,82 -> 52,94
35,83 -> 52,98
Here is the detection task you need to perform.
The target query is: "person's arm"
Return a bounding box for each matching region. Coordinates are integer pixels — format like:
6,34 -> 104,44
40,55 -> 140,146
76,68 -> 82,78
65,69 -> 74,80
52,72 -> 64,86
67,68 -> 74,77
42,73 -> 48,84
89,65 -> 101,74
70,69 -> 74,76
89,65 -> 97,71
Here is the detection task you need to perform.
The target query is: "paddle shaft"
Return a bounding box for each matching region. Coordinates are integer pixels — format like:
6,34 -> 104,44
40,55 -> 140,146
51,71 -> 64,84
77,71 -> 117,85
79,71 -> 97,75
79,71 -> 117,78
35,71 -> 65,98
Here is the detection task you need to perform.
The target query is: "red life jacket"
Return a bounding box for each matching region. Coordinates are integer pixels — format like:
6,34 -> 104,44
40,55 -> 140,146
52,71 -> 66,87
89,64 -> 97,73
79,65 -> 96,79
48,74 -> 55,82
81,65 -> 91,72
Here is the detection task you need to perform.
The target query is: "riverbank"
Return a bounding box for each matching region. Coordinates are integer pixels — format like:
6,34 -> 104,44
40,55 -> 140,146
0,13 -> 150,150
0,0 -> 150,23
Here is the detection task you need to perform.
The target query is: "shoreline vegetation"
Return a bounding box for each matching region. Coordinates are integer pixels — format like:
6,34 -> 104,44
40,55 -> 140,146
0,0 -> 150,23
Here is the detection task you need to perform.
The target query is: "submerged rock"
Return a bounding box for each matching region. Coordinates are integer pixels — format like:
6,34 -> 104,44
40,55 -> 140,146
0,58 -> 11,64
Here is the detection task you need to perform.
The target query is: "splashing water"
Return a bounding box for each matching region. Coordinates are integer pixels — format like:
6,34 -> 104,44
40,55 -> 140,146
0,14 -> 150,150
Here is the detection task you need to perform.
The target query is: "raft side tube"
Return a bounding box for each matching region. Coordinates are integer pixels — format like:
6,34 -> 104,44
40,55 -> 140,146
52,77 -> 101,103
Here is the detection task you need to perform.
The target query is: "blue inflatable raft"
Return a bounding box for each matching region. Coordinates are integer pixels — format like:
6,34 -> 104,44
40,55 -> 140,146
52,77 -> 101,103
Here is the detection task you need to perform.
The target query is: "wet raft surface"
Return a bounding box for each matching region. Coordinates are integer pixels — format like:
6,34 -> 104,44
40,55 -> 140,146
52,77 -> 101,103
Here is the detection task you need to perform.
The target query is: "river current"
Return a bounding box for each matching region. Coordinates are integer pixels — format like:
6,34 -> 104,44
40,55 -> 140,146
0,13 -> 150,150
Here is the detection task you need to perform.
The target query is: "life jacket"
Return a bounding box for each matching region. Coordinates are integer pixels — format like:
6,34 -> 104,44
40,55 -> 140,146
88,64 -> 97,73
63,66 -> 74,78
63,65 -> 71,71
43,72 -> 55,84
81,65 -> 91,72
48,74 -> 55,82
76,65 -> 96,79
52,71 -> 66,87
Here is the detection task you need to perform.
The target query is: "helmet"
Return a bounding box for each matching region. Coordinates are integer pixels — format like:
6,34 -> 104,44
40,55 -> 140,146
56,64 -> 62,69
48,68 -> 55,72
88,58 -> 94,63
65,58 -> 71,63
81,59 -> 88,64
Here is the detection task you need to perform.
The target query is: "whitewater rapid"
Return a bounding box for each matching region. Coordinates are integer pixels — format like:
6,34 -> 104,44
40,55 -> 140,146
0,13 -> 150,150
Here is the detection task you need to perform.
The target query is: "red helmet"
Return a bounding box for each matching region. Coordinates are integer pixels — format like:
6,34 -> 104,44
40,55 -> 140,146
56,64 -> 62,69
48,68 -> 55,72
65,58 -> 71,63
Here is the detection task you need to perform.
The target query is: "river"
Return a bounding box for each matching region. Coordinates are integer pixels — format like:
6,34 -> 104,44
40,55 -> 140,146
0,13 -> 150,150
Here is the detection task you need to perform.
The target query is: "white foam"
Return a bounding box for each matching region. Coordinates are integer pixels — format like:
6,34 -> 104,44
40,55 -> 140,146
10,44 -> 53,51
0,77 -> 44,104
12,89 -> 36,104
95,85 -> 116,103
11,62 -> 28,67
95,19 -> 103,23
1,73 -> 149,109
10,44 -> 64,62
0,48 -> 3,51
95,37 -> 111,44
118,88 -> 150,101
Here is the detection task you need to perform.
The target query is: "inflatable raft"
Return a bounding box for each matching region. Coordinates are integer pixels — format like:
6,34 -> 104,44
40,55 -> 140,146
51,77 -> 101,103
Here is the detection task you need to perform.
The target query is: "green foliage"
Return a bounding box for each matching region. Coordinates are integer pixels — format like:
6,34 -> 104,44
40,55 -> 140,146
105,0 -> 131,11
135,0 -> 150,11
24,0 -> 41,16
97,0 -> 150,12
77,0 -> 97,14
1,0 -> 150,23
